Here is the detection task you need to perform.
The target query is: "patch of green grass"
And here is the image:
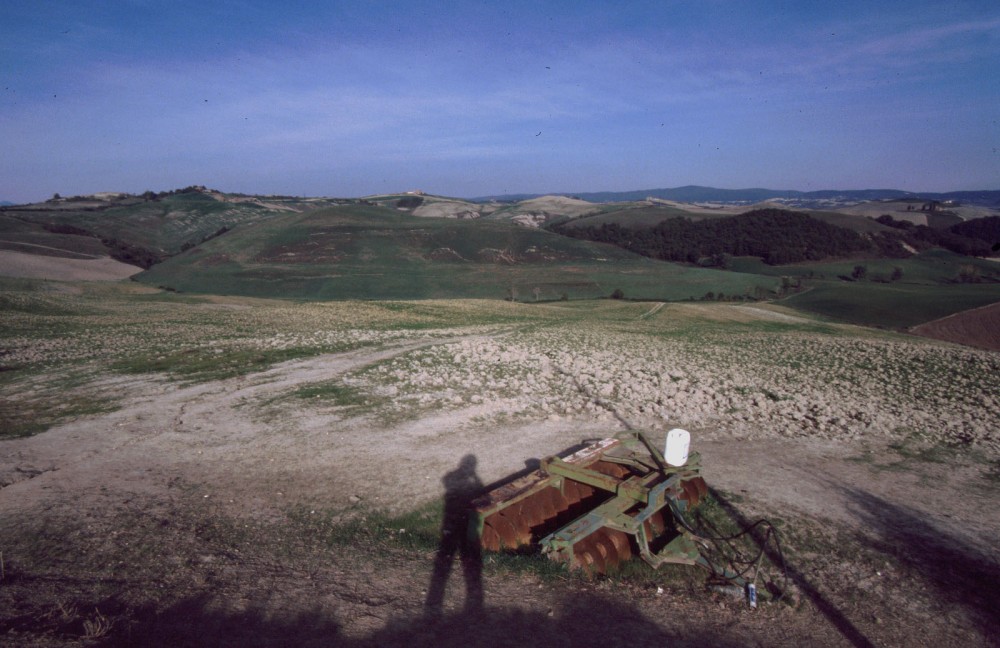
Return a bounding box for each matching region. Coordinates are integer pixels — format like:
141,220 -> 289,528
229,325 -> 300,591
780,278 -> 1000,330
112,346 -> 318,381
848,431 -> 973,474
291,500 -> 444,553
481,550 -> 583,581
887,439 -> 960,464
732,249 -> 1000,284
290,381 -> 395,419
293,381 -> 365,404
0,291 -> 88,316
0,395 -> 119,439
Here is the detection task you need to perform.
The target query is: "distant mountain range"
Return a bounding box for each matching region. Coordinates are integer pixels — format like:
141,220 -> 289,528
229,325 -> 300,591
5,186 -> 999,210
474,186 -> 1000,208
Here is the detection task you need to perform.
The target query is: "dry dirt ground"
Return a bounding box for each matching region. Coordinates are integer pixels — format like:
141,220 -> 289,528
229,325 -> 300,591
1,294 -> 999,647
0,251 -> 141,282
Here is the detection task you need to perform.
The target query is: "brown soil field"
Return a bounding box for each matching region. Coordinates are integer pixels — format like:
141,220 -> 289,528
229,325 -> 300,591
1,290 -> 998,647
0,250 -> 141,282
910,301 -> 1000,351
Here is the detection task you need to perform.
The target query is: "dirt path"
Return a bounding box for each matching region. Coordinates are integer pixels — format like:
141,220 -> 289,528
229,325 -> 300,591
0,334 -> 529,517
638,302 -> 665,320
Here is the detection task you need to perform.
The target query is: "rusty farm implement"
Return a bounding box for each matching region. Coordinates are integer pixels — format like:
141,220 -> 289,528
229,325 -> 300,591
471,430 -> 761,587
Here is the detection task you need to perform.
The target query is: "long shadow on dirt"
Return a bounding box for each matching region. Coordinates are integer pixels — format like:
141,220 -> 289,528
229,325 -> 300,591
710,487 -> 878,648
841,487 -> 1000,647
370,595 -> 744,648
96,592 -> 744,648
93,595 -> 341,647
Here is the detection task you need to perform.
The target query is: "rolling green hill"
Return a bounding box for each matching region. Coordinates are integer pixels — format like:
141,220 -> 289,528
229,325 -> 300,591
728,250 -> 1000,329
0,213 -> 113,259
554,203 -> 699,229
4,189 -> 998,332
2,190 -> 349,262
780,282 -> 1000,330
136,204 -> 781,301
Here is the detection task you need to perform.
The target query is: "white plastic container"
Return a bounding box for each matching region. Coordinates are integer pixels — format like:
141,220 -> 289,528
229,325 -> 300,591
664,428 -> 690,467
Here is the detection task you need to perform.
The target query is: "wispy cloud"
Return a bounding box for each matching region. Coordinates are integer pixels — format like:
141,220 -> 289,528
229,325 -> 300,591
856,17 -> 1000,58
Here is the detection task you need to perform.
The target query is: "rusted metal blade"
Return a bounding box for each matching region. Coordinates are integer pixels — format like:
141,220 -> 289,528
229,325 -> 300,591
592,460 -> 630,479
575,536 -> 606,575
562,478 -> 590,507
606,529 -> 633,564
509,507 -> 534,546
591,530 -> 621,570
480,522 -> 501,552
678,476 -> 708,506
550,487 -> 571,514
516,493 -> 547,529
536,486 -> 561,521
647,510 -> 667,537
490,511 -> 522,549
692,476 -> 708,499
576,546 -> 599,575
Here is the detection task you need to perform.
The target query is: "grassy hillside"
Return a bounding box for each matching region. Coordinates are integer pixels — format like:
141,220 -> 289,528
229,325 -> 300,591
0,214 -> 111,259
136,204 -> 781,301
3,191 -> 347,258
6,190 -> 997,332
780,282 -> 1000,329
555,204 -> 697,229
728,250 -> 1000,328
729,249 -> 1000,282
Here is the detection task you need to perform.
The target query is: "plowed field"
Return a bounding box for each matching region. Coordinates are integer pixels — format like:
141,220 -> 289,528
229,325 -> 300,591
911,301 -> 1000,351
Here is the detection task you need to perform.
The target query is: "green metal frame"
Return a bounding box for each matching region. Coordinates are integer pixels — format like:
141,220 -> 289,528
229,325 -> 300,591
537,432 -> 742,583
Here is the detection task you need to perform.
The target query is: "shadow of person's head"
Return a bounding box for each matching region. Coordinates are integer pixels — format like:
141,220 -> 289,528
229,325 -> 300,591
459,454 -> 477,474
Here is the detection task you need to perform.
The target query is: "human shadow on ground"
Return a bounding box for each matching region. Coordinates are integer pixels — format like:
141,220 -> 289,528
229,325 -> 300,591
91,594 -> 343,647
424,454 -> 484,617
370,593 -> 745,648
840,486 -> 1000,646
93,591 -> 745,648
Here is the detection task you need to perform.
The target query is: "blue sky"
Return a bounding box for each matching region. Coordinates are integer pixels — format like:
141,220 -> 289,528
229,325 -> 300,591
2,1 -> 998,202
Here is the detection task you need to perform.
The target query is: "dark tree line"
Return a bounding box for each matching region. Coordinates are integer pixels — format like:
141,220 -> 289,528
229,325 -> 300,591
876,214 -> 999,257
396,196 -> 424,209
43,223 -> 164,268
551,209 -> 871,265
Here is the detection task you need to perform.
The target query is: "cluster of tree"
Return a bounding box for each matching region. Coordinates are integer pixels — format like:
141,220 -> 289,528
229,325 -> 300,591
396,196 -> 424,209
49,192 -> 129,203
42,223 -> 91,236
836,264 -> 904,283
551,209 -> 870,265
950,216 -> 1000,252
100,237 -> 163,269
141,186 -> 214,201
875,214 -> 999,257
